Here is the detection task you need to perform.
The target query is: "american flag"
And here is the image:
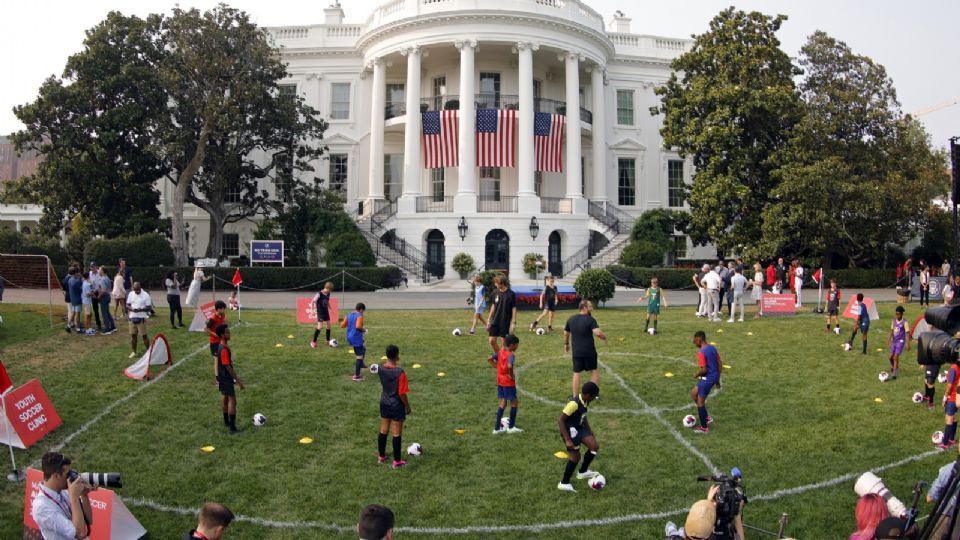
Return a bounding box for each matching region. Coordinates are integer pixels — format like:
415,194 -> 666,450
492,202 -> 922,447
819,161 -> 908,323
534,112 -> 565,172
476,109 -> 516,168
422,110 -> 458,168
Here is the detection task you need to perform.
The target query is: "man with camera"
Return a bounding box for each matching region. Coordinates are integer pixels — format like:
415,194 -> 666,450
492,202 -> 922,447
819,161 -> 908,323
31,452 -> 96,540
665,484 -> 746,540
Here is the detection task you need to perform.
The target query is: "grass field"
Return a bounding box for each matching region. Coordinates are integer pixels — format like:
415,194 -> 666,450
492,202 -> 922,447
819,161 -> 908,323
0,300 -> 953,539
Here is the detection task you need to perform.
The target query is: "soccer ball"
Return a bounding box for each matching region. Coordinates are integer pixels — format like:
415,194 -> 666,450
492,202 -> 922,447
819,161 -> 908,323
647,328 -> 656,335
452,328 -> 462,336
683,415 -> 697,428
369,364 -> 380,374
252,413 -> 266,426
878,371 -> 889,383
536,327 -> 546,336
933,431 -> 945,445
329,338 -> 339,348
588,474 -> 606,490
913,392 -> 925,404
501,418 -> 510,430
842,343 -> 852,351
939,372 -> 949,384
407,443 -> 422,456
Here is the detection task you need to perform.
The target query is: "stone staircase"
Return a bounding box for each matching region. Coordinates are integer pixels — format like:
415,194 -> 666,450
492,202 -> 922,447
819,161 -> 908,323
350,201 -> 442,284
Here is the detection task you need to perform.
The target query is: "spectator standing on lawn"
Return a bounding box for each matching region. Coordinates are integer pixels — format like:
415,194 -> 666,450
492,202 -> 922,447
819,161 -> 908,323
717,261 -> 729,317
126,282 -> 152,358
81,271 -> 96,336
97,266 -> 116,334
185,264 -> 211,310
919,262 -> 931,307
701,265 -> 721,322
88,262 -> 102,331
793,260 -> 804,308
112,268 -> 126,320
165,271 -> 184,329
751,262 -> 764,318
693,265 -> 707,318
118,258 -> 133,317
765,259 -> 776,291
728,267 -> 748,322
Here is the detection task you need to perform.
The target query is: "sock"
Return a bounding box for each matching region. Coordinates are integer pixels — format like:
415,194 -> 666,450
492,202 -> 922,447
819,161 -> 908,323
951,424 -> 958,443
378,433 -> 387,457
653,320 -> 658,331
849,330 -> 857,344
562,459 -> 577,484
509,406 -> 518,428
644,319 -> 649,330
313,329 -> 320,343
930,387 -> 937,404
495,407 -> 504,430
697,406 -> 708,428
222,412 -> 230,426
889,358 -> 895,369
229,414 -> 237,431
945,424 -> 957,443
325,329 -> 331,342
355,359 -> 363,377
393,436 -> 402,462
862,340 -> 868,354
579,450 -> 596,473
892,368 -> 898,378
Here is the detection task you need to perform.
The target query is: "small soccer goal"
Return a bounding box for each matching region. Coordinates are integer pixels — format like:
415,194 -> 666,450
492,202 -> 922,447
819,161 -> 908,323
0,253 -> 59,325
124,334 -> 173,380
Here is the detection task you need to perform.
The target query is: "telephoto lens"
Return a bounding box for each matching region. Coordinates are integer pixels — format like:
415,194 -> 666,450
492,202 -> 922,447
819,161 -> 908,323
67,471 -> 122,489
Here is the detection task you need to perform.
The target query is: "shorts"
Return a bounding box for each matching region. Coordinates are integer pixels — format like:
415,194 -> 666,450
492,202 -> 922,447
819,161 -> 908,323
488,323 -> 508,338
70,304 -> 82,313
647,305 -> 660,315
352,344 -> 366,358
475,304 -> 486,315
380,402 -> 406,422
828,307 -> 839,316
218,377 -> 235,396
859,322 -> 870,333
545,301 -> 556,312
210,343 -> 220,357
128,319 -> 148,336
697,379 -> 718,398
562,425 -> 593,448
572,354 -> 598,373
497,385 -> 517,401
316,308 -> 330,322
926,366 -> 938,385
948,401 -> 958,416
890,340 -> 905,356
83,303 -> 92,315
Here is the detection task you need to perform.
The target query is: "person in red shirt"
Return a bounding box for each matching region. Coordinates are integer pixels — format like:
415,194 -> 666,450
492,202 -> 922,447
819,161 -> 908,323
377,345 -> 411,468
938,359 -> 960,450
490,334 -> 522,434
215,324 -> 245,434
206,301 -> 228,379
765,261 -> 776,289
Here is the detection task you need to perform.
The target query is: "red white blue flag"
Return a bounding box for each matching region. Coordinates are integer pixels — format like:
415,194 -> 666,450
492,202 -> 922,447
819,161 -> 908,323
422,110 -> 458,168
476,109 -> 516,168
534,112 -> 565,172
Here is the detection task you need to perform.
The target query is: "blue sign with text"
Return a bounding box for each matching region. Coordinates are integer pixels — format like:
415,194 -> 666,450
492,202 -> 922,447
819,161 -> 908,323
250,240 -> 284,264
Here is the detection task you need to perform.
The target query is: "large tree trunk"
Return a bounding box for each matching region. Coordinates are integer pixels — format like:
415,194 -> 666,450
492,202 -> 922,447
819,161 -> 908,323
204,205 -> 225,258
171,124 -> 211,266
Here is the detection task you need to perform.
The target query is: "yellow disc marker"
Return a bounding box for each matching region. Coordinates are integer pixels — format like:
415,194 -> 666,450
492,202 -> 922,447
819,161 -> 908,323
453,429 -> 466,435
275,343 -> 284,348
287,334 -> 295,339
664,372 -> 674,378
412,363 -> 422,369
709,342 -> 718,346
437,372 -> 446,377
381,356 -> 389,361
874,398 -> 883,403
747,332 -> 754,336
554,451 -> 569,460
299,437 -> 314,444
717,329 -> 724,333
723,364 -> 732,369
876,348 -> 883,352
200,446 -> 215,454
618,336 -> 625,342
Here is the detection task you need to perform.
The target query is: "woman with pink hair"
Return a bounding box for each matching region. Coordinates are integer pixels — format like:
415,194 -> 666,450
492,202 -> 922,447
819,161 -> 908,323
850,493 -> 889,540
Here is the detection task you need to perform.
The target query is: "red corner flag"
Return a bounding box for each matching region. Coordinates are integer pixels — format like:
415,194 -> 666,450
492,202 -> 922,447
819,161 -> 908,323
0,359 -> 12,394
231,269 -> 243,287
812,268 -> 822,284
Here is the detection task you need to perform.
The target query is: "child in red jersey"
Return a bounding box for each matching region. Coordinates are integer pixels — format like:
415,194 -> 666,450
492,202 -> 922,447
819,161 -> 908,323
490,334 -> 522,434
377,345 -> 411,468
215,324 -> 245,434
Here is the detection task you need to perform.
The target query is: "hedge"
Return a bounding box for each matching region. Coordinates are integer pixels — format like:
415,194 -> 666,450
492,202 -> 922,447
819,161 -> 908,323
608,266 -> 897,290
84,234 -> 174,268
53,265 -> 403,292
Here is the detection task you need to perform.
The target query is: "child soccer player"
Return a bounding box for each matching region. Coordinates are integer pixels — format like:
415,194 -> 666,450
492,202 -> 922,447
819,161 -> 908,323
206,300 -> 228,380
311,282 -> 334,348
846,293 -> 870,354
490,334 -> 522,434
825,279 -> 841,334
215,324 -> 245,434
469,275 -> 487,335
922,357 -> 939,410
228,290 -> 240,311
637,277 -> 667,335
887,306 -> 910,380
377,345 -> 411,469
691,331 -> 721,434
938,358 -> 959,449
531,275 -> 558,332
557,381 -> 601,492
341,303 -> 367,381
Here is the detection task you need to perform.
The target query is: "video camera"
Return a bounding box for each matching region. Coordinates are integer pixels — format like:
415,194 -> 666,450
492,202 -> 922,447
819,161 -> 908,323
66,470 -> 122,489
697,467 -> 746,537
917,305 -> 960,365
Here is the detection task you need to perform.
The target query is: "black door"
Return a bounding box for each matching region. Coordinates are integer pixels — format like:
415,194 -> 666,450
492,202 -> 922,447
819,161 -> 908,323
485,229 -> 509,273
548,231 -> 562,277
426,229 -> 445,279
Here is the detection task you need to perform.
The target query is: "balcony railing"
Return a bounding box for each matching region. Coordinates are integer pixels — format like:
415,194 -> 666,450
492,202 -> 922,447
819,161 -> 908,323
540,197 -> 574,214
420,95 -> 460,112
392,95 -> 593,124
416,196 -> 454,212
477,196 -> 518,213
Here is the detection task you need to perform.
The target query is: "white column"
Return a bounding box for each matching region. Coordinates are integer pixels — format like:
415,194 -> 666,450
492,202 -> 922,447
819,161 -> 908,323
367,58 -> 386,202
564,52 -> 585,213
454,39 -> 477,214
14,221 -> 21,233
399,46 -> 422,214
590,65 -> 607,203
516,41 -> 539,214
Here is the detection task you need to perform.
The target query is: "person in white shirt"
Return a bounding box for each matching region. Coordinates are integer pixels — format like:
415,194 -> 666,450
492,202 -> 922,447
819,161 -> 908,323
942,260 -> 951,281
751,262 -> 764,318
701,266 -> 721,322
31,452 -> 94,540
125,282 -> 153,359
729,268 -> 749,322
793,261 -> 804,308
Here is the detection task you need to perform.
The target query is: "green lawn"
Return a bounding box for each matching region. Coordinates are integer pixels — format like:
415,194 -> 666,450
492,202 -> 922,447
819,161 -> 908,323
0,301 -> 951,538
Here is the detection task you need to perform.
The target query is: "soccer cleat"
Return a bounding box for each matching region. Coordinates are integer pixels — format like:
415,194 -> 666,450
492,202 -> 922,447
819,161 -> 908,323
707,416 -> 714,425
506,426 -> 524,434
547,326 -> 554,332
392,460 -> 406,469
727,318 -> 734,323
352,375 -> 363,382
378,456 -> 387,464
128,351 -> 137,358
468,329 -> 476,335
738,318 -> 744,322
65,326 -> 72,334
692,426 -> 710,434
938,442 -> 953,450
310,341 -> 317,349
557,482 -> 576,492
576,470 -> 599,479
529,322 -> 536,331
492,428 -> 504,435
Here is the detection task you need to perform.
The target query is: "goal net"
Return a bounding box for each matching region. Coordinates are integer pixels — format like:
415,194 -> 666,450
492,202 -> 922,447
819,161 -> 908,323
124,334 -> 172,380
0,253 -> 59,325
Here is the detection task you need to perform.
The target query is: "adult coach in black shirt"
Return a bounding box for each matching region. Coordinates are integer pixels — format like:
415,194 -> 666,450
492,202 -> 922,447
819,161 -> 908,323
563,300 -> 608,398
486,274 -> 517,356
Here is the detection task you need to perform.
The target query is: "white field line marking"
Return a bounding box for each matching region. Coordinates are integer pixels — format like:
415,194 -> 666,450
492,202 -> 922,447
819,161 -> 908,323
30,341 -> 210,468
120,449 -> 944,534
600,360 -> 721,475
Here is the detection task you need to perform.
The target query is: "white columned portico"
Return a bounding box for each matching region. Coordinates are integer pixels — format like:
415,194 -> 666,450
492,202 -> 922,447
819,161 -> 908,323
454,39 -> 477,214
399,45 -> 422,215
516,41 -> 539,214
367,57 -> 386,203
589,65 -> 607,203
563,52 -> 586,213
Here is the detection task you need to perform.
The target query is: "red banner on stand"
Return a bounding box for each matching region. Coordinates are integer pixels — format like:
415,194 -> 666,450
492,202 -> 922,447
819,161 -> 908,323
760,294 -> 797,315
1,379 -> 61,449
296,297 -> 339,324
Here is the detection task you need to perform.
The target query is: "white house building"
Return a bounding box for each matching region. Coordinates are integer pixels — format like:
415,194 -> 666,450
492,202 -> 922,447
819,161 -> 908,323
3,0 -> 713,277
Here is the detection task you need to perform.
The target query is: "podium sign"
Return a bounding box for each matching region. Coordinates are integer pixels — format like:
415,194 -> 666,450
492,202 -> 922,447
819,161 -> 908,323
296,297 -> 339,324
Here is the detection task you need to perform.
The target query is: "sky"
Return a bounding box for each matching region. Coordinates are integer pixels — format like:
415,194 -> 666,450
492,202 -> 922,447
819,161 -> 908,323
3,0 -> 958,149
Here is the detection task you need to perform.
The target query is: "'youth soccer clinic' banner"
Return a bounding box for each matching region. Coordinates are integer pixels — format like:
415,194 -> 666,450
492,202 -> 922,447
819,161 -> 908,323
296,296 -> 339,324
0,379 -> 61,449
760,294 -> 796,315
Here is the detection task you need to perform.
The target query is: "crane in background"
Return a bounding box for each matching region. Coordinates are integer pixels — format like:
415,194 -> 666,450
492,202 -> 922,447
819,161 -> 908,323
912,96 -> 960,118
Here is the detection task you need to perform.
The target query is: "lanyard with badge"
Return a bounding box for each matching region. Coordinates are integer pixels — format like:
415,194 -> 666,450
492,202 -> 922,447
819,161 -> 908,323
41,489 -> 72,520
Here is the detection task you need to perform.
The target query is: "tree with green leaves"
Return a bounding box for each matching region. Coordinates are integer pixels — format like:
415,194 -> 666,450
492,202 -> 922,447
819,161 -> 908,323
760,31 -> 949,267
619,209 -> 677,267
652,7 -> 802,252
8,12 -> 169,238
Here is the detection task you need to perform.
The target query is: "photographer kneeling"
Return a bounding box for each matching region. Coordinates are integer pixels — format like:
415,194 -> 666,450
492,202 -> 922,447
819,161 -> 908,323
665,484 -> 746,540
31,452 -> 96,540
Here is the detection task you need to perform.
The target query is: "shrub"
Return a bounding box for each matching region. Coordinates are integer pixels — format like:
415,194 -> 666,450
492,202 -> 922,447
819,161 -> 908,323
84,233 -> 174,267
521,253 -> 545,274
574,268 -> 616,305
0,230 -> 68,265
467,269 -> 505,305
619,240 -> 666,267
451,253 -> 476,276
324,230 -> 375,267
444,99 -> 459,110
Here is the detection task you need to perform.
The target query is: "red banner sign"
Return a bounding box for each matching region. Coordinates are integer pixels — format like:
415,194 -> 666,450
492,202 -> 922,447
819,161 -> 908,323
23,468 -> 146,540
760,294 -> 797,315
1,379 -> 61,449
296,296 -> 339,324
